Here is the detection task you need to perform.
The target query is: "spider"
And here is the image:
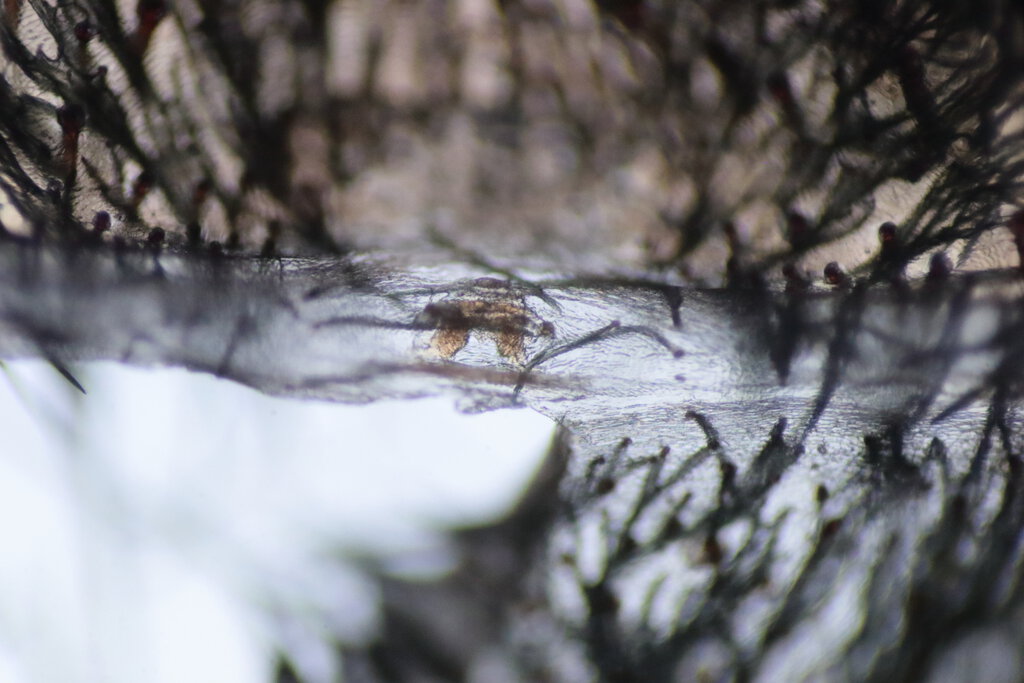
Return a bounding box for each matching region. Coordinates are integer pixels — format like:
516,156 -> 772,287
414,278 -> 555,365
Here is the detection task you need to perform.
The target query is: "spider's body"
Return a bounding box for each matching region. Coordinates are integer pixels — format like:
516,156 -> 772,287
416,279 -> 554,364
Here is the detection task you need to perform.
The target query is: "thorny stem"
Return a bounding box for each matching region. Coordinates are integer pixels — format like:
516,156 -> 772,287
1,236 -> 1022,431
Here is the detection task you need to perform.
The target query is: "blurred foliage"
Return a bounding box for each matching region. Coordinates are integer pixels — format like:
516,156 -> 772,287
3,1 -> 1024,681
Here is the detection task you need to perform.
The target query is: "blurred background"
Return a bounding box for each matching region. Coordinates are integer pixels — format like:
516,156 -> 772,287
0,361 -> 554,682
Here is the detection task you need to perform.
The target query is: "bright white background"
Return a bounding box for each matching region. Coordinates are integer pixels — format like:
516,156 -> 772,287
0,361 -> 554,683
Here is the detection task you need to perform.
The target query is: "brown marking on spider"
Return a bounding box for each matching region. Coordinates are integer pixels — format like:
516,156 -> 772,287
415,279 -> 555,365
